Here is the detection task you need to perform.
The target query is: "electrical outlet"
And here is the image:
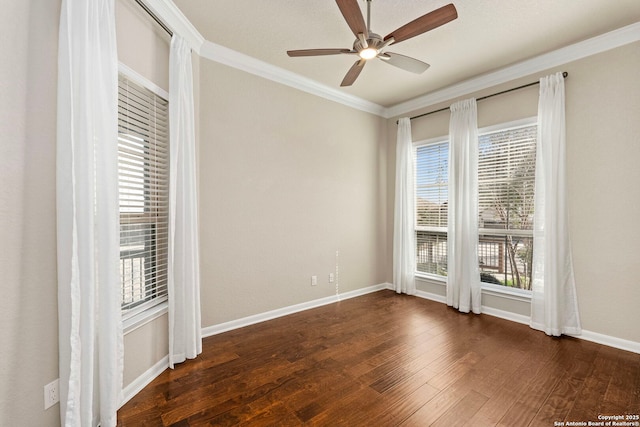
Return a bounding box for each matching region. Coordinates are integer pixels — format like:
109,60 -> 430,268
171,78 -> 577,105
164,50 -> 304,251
329,273 -> 335,283
311,275 -> 317,286
44,379 -> 59,410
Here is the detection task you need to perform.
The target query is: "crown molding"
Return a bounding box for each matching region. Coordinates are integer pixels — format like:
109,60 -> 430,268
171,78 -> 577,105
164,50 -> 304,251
141,0 -> 205,53
139,0 -> 385,116
385,22 -> 640,118
137,4 -> 638,120
200,40 -> 387,117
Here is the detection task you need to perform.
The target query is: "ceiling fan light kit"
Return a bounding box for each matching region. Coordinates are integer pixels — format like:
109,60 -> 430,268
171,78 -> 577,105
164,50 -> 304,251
359,48 -> 378,60
286,0 -> 457,86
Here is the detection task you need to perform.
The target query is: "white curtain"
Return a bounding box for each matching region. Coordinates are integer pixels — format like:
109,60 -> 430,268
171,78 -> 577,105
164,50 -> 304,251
393,118 -> 417,295
56,0 -> 122,426
168,34 -> 203,368
530,72 -> 582,336
447,99 -> 481,314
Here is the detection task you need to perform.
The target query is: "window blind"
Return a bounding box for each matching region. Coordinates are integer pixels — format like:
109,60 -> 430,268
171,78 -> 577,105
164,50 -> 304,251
415,140 -> 449,276
478,124 -> 537,231
415,141 -> 449,228
118,74 -> 169,317
477,123 -> 536,289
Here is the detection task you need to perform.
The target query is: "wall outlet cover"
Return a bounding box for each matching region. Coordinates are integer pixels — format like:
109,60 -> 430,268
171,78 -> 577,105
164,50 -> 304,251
44,379 -> 60,410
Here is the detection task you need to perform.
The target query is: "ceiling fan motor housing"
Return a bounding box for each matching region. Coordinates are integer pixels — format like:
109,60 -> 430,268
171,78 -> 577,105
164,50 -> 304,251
353,32 -> 383,53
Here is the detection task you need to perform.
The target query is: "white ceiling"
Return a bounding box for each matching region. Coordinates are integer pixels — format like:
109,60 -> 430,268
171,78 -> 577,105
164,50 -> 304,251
172,0 -> 640,108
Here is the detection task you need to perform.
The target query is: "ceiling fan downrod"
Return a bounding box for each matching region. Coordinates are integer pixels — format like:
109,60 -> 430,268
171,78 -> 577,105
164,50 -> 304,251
356,0 -> 383,59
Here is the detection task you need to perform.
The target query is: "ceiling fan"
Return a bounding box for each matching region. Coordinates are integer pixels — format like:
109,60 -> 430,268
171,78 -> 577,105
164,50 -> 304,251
286,0 -> 458,87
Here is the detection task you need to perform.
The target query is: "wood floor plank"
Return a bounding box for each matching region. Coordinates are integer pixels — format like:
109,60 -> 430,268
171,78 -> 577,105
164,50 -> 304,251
530,375 -> 584,426
291,374 -> 361,422
399,380 -> 473,426
566,346 -> 619,421
496,359 -> 565,426
373,379 -> 441,425
632,353 -> 640,412
427,350 -> 484,390
464,346 -> 557,426
305,384 -> 381,426
603,350 -> 640,410
432,389 -> 490,427
117,290 -> 639,426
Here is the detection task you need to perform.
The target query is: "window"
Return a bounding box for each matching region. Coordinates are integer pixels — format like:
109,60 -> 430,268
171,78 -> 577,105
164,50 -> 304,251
414,119 -> 537,290
478,121 -> 536,290
118,73 -> 169,319
415,139 -> 449,277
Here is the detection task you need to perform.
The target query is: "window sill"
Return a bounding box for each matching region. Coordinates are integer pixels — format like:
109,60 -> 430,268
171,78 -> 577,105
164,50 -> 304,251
414,272 -> 532,302
123,301 -> 168,335
415,271 -> 446,283
481,283 -> 531,302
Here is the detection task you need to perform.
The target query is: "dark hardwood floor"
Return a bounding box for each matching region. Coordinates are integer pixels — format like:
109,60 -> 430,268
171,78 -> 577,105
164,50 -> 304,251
117,290 -> 640,426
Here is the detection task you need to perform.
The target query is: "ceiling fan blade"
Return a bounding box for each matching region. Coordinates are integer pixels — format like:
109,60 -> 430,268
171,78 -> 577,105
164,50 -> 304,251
335,0 -> 368,38
384,3 -> 457,45
379,52 -> 430,74
287,49 -> 352,57
340,59 -> 366,87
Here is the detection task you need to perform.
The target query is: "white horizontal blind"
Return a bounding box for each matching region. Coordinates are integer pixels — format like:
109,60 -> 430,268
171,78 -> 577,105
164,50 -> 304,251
416,142 -> 449,228
415,141 -> 449,276
478,123 -> 536,289
118,74 -> 169,317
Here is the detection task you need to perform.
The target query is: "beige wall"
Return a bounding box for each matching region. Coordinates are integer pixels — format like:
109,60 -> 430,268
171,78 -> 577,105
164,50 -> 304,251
122,314 -> 169,387
565,43 -> 640,342
0,1 -> 61,426
387,42 -> 640,343
198,59 -> 388,327
116,0 -> 170,92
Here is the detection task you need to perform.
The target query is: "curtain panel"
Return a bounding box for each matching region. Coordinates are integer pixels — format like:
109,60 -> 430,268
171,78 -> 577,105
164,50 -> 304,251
393,118 -> 417,295
530,72 -> 582,336
56,0 -> 123,425
447,98 -> 481,314
168,34 -> 203,368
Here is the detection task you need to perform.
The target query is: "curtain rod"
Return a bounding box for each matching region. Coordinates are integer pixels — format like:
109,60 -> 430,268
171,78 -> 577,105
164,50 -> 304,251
397,71 -> 568,124
134,0 -> 173,36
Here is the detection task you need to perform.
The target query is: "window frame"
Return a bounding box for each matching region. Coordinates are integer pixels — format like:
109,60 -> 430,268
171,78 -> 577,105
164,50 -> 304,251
118,63 -> 170,333
413,136 -> 450,282
412,117 -> 536,298
477,117 -> 536,293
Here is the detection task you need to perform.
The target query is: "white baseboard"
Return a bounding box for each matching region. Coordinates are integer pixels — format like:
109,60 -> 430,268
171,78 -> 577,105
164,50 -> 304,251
576,329 -> 640,354
201,283 -> 390,338
414,290 -> 639,354
120,355 -> 169,408
415,289 -> 529,324
415,289 -> 447,304
481,306 -> 531,326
